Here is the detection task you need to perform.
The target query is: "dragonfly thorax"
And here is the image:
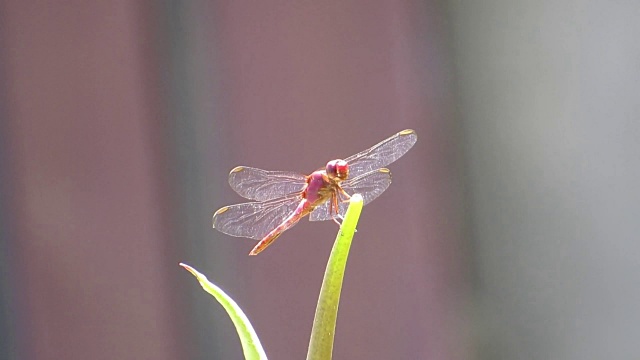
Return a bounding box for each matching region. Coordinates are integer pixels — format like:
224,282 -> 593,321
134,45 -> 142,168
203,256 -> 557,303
326,159 -> 349,181
304,171 -> 333,204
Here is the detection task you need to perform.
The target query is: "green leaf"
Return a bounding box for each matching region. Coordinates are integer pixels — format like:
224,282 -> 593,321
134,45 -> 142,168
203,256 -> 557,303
180,263 -> 268,360
306,194 -> 364,360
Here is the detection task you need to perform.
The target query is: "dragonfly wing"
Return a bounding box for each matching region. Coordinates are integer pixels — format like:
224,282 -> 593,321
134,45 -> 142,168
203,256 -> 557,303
343,129 -> 417,178
213,194 -> 303,240
228,166 -> 307,201
308,198 -> 336,222
342,168 -> 393,205
309,168 -> 392,221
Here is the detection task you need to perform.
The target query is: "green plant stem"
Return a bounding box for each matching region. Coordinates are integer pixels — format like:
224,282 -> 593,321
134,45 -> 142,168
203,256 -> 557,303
306,194 -> 364,360
180,263 -> 268,360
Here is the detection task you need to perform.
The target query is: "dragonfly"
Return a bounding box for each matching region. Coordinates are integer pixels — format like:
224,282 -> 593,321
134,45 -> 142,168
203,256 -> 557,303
212,129 -> 417,255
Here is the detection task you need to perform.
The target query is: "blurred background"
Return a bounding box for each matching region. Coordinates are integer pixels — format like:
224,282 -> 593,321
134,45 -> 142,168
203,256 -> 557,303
0,1 -> 639,359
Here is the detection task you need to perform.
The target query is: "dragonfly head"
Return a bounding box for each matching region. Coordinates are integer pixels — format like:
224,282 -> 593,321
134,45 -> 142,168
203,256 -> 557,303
326,159 -> 349,181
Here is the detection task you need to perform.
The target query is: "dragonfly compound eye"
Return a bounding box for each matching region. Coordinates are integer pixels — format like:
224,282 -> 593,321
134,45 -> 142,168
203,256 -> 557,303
335,160 -> 349,179
326,161 -> 335,175
326,159 -> 348,180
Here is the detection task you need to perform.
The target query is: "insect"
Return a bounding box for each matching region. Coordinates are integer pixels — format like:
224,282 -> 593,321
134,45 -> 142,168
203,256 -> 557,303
212,129 -> 417,255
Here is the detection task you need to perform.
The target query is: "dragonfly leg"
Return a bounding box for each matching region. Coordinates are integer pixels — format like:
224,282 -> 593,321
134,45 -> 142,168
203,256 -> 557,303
331,214 -> 357,232
338,188 -> 352,204
339,188 -> 351,200
332,192 -> 340,216
330,194 -> 342,227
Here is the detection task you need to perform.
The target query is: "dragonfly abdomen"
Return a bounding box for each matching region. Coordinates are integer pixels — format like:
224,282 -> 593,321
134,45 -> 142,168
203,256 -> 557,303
248,198 -> 314,255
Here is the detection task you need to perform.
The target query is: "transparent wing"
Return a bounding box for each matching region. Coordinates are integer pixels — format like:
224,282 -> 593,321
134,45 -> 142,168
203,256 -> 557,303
228,166 -> 307,201
309,168 -> 392,221
343,129 -> 417,178
213,193 -> 303,240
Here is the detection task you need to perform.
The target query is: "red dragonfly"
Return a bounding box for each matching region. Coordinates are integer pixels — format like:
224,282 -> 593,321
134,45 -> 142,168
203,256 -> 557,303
212,129 -> 417,255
